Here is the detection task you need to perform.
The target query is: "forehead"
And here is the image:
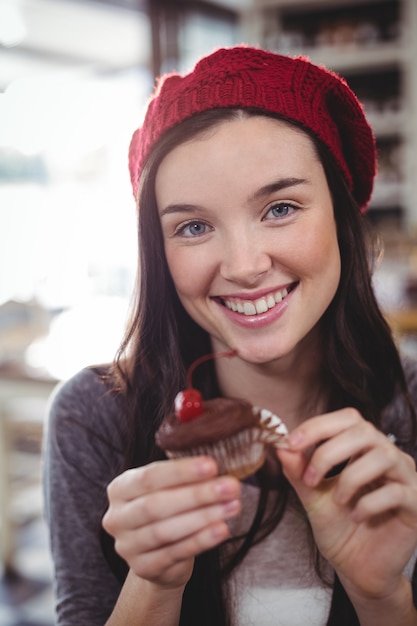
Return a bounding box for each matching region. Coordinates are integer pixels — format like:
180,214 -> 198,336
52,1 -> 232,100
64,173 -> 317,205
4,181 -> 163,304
171,113 -> 318,156
155,115 -> 323,199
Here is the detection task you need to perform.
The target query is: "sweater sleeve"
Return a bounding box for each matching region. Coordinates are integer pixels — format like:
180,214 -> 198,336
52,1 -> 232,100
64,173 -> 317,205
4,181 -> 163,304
43,366 -> 127,625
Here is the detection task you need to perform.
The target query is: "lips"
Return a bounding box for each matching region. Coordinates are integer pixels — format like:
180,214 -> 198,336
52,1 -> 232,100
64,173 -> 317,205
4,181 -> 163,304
220,284 -> 296,317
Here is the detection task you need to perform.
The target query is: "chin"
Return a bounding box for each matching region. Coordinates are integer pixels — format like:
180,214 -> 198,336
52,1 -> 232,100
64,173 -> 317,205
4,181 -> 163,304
234,344 -> 291,365
210,330 -> 297,364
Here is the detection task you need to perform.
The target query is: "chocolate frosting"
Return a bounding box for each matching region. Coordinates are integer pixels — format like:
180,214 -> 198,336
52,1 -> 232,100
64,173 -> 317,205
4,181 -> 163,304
155,397 -> 258,450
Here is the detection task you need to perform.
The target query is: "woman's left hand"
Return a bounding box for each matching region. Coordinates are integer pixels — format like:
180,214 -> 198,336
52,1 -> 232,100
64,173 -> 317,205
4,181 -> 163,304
276,408 -> 417,603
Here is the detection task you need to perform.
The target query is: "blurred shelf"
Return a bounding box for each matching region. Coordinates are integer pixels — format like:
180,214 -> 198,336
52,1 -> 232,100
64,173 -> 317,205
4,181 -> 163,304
385,308 -> 417,334
0,369 -> 57,574
281,42 -> 405,73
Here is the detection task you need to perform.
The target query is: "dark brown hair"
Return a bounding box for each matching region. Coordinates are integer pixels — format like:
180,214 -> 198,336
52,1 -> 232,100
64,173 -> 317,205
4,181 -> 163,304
109,109 -> 416,625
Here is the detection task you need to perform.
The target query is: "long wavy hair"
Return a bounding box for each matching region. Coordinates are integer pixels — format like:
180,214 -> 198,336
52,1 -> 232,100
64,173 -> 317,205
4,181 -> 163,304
106,108 -> 416,625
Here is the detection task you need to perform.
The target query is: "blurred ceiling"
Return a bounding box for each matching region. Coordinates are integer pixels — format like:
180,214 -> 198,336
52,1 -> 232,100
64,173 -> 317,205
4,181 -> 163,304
0,0 -> 151,92
0,0 -> 251,92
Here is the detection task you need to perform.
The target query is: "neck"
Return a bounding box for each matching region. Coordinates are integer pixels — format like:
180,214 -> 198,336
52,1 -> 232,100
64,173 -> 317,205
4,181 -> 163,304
213,336 -> 328,432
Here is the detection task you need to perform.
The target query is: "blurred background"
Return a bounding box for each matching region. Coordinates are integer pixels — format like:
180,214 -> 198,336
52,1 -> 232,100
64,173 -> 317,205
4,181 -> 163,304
0,0 -> 416,624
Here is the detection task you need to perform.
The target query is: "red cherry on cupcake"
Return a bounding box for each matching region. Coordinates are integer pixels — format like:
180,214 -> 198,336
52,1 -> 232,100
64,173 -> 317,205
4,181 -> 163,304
174,349 -> 237,422
175,389 -> 203,422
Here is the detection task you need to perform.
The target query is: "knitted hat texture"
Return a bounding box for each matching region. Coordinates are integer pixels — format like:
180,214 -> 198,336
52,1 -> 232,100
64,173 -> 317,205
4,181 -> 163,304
129,45 -> 376,211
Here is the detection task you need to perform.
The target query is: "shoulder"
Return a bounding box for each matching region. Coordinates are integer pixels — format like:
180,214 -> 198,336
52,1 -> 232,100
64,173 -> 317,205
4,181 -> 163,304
49,365 -> 114,415
46,364 -> 127,471
381,355 -> 417,412
381,355 -> 417,457
402,356 -> 417,398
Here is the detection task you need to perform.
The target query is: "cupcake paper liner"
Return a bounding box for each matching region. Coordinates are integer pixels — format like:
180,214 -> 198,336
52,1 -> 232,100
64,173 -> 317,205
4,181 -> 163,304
253,406 -> 289,446
166,427 -> 266,479
165,408 -> 288,480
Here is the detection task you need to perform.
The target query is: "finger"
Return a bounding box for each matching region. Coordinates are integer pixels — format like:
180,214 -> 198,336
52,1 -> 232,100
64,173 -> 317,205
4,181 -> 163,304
107,456 -> 218,501
335,446 -> 415,506
115,498 -> 241,556
145,498 -> 241,550
276,447 -> 309,483
301,421 -> 392,487
113,475 -> 241,530
287,407 -> 363,451
275,448 -> 316,505
128,521 -> 231,581
350,482 -> 417,526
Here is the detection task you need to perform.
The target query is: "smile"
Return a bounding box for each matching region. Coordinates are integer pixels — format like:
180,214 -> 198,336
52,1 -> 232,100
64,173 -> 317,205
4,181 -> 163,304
221,285 -> 294,316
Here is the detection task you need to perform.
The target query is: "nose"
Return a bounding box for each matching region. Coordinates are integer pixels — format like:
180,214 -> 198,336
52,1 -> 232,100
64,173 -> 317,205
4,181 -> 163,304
220,230 -> 272,286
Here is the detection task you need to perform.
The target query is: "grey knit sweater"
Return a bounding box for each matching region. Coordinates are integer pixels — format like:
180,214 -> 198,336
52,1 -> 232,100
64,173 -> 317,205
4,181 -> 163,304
44,361 -> 417,625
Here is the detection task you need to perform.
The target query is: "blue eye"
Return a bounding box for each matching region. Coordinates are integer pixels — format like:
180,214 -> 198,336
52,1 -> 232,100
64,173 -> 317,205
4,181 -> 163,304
178,221 -> 210,237
265,203 -> 296,219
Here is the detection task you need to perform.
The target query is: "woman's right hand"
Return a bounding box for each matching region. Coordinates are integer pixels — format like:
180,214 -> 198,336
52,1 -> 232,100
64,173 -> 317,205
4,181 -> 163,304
102,456 -> 241,590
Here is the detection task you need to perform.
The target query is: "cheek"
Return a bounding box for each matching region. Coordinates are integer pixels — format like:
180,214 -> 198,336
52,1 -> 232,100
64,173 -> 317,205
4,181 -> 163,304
293,222 -> 341,286
164,246 -> 214,300
317,237 -> 341,301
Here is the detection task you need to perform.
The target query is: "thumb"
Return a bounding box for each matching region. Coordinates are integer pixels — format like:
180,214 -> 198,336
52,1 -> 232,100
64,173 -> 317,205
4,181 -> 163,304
276,447 -> 308,485
276,447 -> 315,504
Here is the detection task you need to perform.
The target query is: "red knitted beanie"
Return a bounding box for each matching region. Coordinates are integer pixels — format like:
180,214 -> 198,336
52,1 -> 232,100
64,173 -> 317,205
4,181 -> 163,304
129,45 -> 376,211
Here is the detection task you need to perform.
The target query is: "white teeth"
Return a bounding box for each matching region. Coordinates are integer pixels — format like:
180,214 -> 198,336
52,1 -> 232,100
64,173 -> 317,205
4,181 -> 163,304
255,298 -> 268,314
266,294 -> 275,309
223,286 -> 291,316
243,302 -> 256,316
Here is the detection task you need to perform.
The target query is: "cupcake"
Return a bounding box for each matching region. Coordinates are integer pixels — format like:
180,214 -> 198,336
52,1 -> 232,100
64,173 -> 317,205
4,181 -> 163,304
155,351 -> 288,480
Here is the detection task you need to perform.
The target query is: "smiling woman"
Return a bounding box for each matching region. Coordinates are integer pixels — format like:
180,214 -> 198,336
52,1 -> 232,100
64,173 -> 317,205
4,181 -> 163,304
156,115 -> 340,362
44,46 -> 417,626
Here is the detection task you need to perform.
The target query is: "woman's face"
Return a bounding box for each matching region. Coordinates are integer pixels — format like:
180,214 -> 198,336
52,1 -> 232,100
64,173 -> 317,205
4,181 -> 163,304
156,116 -> 341,365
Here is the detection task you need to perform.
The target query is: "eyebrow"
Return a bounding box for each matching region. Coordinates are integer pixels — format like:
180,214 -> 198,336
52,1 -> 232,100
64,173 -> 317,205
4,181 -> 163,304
159,177 -> 309,217
159,203 -> 204,217
249,177 -> 309,202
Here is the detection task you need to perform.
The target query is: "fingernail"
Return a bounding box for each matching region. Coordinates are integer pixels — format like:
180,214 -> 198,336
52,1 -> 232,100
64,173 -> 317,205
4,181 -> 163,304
223,499 -> 241,517
288,431 -> 304,448
215,478 -> 238,497
194,458 -> 216,477
211,524 -> 228,540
